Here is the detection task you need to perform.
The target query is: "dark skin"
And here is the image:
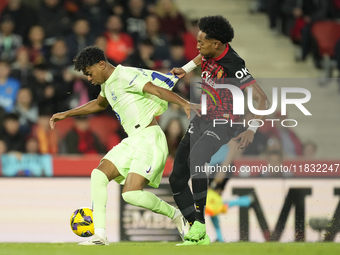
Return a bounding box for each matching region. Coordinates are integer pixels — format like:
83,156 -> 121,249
50,60 -> 200,192
170,30 -> 269,150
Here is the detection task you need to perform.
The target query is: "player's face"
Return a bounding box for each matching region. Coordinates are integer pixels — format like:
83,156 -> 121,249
196,30 -> 216,58
84,63 -> 105,86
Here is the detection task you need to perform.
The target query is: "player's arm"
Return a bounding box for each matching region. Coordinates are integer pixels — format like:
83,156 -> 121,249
234,82 -> 269,149
170,54 -> 202,78
143,81 -> 200,118
49,95 -> 109,130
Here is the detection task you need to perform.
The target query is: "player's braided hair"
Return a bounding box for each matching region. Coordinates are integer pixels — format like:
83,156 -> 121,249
73,46 -> 107,73
198,15 -> 234,44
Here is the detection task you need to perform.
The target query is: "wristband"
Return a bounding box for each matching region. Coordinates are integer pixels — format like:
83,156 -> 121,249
182,60 -> 197,73
247,120 -> 260,133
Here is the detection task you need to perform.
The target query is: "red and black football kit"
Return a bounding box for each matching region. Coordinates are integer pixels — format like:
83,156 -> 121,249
200,43 -> 256,122
169,44 -> 256,224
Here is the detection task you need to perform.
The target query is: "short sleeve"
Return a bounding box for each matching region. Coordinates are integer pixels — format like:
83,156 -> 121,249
228,59 -> 256,90
121,68 -> 151,94
100,84 -> 106,97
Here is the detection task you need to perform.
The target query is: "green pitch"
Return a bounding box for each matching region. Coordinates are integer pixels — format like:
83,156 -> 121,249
0,242 -> 339,255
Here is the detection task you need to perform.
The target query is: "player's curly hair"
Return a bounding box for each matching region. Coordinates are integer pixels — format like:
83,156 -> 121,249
198,15 -> 234,44
73,46 -> 107,72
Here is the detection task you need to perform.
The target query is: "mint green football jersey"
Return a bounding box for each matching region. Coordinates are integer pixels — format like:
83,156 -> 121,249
100,65 -> 179,136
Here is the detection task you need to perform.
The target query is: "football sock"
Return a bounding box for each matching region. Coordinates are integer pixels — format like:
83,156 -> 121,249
122,190 -> 175,218
172,208 -> 181,219
91,169 -> 109,230
192,178 -> 207,224
210,216 -> 223,242
95,228 -> 106,239
173,186 -> 196,225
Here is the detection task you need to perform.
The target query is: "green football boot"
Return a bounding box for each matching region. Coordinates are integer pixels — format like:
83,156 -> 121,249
177,233 -> 211,246
184,221 -> 206,241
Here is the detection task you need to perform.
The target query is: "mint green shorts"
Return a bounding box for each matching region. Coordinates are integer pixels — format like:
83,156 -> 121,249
102,125 -> 168,188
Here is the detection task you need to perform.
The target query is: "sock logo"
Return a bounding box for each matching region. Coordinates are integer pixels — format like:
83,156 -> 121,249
196,205 -> 201,213
146,167 -> 151,173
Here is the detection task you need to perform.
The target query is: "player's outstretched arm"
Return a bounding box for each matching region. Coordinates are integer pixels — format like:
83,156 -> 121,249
49,95 -> 109,130
170,54 -> 202,79
143,82 -> 200,119
233,83 -> 269,149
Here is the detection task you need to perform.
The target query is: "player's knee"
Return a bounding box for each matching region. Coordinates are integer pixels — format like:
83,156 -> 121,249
91,169 -> 109,184
190,146 -> 214,167
91,168 -> 104,176
122,190 -> 142,207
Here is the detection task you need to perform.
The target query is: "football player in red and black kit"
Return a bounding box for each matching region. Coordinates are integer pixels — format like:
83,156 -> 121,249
169,15 -> 269,245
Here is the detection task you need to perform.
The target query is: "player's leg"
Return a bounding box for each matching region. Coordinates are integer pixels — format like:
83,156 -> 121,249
227,195 -> 254,208
210,216 -> 224,242
121,125 -> 189,240
207,178 -> 229,243
190,135 -> 224,223
169,129 -> 196,225
80,159 -> 121,245
183,126 -> 232,244
122,172 -> 175,218
122,173 -> 189,240
92,160 -> 121,233
182,140 -> 213,243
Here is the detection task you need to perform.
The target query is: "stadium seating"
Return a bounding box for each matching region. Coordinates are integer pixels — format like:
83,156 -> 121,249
311,21 -> 340,57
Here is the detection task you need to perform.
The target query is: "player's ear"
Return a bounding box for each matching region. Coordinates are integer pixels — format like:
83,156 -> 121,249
213,40 -> 219,49
99,60 -> 106,70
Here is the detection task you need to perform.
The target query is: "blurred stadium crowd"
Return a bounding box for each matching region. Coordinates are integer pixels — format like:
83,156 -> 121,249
250,0 -> 340,85
0,0 -> 324,177
0,0 -> 198,157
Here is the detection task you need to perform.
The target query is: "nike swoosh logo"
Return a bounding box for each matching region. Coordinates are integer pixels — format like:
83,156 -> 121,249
146,167 -> 151,173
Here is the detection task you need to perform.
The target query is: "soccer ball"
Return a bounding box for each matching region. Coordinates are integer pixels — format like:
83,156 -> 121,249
70,207 -> 94,237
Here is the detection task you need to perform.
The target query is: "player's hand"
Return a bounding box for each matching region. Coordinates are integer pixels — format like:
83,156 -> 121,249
49,112 -> 67,130
183,103 -> 200,119
170,67 -> 186,79
233,130 -> 255,150
183,102 -> 191,119
190,103 -> 201,118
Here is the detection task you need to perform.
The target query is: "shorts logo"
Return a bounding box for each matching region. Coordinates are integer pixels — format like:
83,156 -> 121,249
205,131 -> 220,140
146,167 -> 151,173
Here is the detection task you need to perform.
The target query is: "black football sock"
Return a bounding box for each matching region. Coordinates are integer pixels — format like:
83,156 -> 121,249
192,177 -> 207,224
173,186 -> 196,225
